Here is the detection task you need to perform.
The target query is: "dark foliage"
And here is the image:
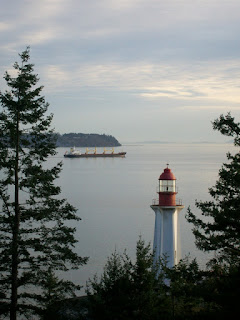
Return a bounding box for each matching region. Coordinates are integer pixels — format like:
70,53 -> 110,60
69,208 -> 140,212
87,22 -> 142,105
86,238 -> 221,320
55,133 -> 121,147
187,113 -> 240,265
86,238 -> 169,320
186,113 -> 240,317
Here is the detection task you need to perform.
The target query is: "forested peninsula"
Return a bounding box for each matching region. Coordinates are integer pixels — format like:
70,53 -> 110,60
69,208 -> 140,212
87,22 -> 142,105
55,133 -> 121,147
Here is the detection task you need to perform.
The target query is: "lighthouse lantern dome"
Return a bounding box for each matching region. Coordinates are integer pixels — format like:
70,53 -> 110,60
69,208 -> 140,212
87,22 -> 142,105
158,166 -> 176,193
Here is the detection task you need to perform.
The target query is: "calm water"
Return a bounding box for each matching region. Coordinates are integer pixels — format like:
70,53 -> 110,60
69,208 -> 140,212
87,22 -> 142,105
52,143 -> 236,291
1,143 -> 237,293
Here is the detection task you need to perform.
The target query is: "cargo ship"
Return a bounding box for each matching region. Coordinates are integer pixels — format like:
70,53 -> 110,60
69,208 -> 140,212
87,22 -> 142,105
64,147 -> 126,158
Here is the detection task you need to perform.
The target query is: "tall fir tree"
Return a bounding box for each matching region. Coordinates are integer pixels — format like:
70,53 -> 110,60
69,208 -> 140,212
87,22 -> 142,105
186,113 -> 240,265
0,47 -> 87,319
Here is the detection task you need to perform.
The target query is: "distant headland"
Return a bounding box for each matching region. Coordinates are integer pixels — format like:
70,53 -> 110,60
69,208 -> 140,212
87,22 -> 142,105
55,133 -> 121,147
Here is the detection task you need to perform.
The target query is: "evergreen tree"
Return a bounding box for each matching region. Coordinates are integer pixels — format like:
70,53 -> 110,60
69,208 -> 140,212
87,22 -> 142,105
87,239 -> 226,320
0,47 -> 87,319
86,238 -> 169,320
162,257 -> 220,319
200,263 -> 240,319
186,113 -> 240,265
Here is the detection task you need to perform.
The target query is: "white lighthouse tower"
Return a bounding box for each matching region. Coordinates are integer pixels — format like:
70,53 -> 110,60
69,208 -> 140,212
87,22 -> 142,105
151,165 -> 184,269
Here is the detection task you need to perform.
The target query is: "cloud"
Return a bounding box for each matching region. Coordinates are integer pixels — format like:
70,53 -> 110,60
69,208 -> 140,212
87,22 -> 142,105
21,0 -> 69,21
2,0 -> 240,52
22,30 -> 58,45
35,58 -> 240,111
179,105 -> 240,111
1,0 -> 240,142
0,22 -> 11,32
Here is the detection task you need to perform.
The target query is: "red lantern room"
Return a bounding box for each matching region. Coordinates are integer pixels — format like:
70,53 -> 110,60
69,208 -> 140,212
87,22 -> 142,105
158,165 -> 177,206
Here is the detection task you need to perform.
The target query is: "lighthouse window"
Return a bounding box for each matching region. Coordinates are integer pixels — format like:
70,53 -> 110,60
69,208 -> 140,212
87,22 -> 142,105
159,180 -> 176,192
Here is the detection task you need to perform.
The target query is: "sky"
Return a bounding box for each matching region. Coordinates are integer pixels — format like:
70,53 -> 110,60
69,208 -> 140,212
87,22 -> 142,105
1,0 -> 240,143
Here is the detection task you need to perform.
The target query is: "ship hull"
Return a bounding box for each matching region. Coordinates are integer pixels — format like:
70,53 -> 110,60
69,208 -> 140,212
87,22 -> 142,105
64,152 -> 126,158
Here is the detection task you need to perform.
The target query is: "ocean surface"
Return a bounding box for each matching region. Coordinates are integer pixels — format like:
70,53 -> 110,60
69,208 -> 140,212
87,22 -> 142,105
1,143 -> 237,293
52,143 -> 236,292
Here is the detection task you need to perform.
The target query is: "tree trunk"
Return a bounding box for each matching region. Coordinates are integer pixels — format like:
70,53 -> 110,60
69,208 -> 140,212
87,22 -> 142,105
10,109 -> 20,320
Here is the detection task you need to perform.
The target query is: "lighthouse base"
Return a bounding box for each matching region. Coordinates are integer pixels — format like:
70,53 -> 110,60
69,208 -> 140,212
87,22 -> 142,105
151,205 -> 184,269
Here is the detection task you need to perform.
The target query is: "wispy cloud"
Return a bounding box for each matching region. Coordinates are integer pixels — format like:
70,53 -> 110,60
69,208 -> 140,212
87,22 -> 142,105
37,59 -> 240,108
0,22 -> 11,31
1,0 -> 240,141
22,30 -> 58,45
178,105 -> 240,111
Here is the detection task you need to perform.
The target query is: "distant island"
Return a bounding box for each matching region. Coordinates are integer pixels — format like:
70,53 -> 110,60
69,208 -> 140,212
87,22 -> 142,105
55,133 -> 121,147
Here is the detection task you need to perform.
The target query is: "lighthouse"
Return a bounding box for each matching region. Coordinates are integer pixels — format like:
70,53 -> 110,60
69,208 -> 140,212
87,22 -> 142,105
151,165 -> 184,270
